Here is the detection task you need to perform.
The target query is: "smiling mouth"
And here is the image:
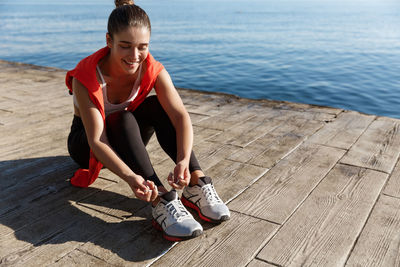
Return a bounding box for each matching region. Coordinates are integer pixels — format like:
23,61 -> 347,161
124,59 -> 139,65
123,59 -> 139,67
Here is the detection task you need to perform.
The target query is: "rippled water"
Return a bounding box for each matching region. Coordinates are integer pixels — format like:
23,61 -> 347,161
1,0 -> 400,118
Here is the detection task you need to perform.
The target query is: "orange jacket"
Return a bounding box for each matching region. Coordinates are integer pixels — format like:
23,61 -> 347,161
65,47 -> 164,187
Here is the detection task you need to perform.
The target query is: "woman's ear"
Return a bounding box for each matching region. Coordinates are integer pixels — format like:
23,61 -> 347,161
106,33 -> 113,48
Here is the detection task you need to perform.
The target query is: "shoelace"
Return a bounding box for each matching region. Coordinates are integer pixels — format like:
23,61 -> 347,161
166,199 -> 191,222
202,184 -> 223,205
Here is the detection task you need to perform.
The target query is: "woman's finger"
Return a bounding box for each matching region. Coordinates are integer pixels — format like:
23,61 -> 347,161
178,177 -> 189,187
150,186 -> 158,201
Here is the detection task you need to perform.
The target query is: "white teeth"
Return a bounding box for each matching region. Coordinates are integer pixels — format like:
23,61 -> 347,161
125,60 -> 138,65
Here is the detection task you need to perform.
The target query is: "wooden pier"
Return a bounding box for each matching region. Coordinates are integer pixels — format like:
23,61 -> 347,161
1,59 -> 400,266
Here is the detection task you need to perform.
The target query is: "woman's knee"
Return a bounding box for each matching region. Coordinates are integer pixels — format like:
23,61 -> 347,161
144,95 -> 167,116
106,110 -> 139,137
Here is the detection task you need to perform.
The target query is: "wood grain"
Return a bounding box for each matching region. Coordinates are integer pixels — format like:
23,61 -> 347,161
193,108 -> 256,131
345,195 -> 400,267
340,117 -> 400,173
53,249 -> 110,267
192,141 -> 242,171
227,118 -> 323,166
152,211 -> 278,267
307,111 -> 375,149
383,158 -> 400,198
257,164 -> 388,267
228,143 -> 345,224
0,183 -> 147,265
247,259 -> 277,267
203,159 -> 268,202
208,116 -> 282,147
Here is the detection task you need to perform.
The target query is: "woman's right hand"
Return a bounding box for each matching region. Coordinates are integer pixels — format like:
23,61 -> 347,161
129,175 -> 158,202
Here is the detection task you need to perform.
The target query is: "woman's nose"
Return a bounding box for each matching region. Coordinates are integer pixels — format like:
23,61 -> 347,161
130,48 -> 139,60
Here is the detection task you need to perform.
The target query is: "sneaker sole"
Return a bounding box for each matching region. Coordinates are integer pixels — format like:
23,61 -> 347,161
152,219 -> 202,242
181,196 -> 230,224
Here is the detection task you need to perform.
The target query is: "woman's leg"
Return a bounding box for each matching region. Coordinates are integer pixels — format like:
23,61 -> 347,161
67,96 -> 204,187
133,96 -> 203,175
67,115 -> 90,169
105,110 -> 164,187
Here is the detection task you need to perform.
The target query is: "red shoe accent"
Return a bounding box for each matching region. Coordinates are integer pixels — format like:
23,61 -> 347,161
152,219 -> 183,242
181,196 -> 212,222
152,219 -> 163,231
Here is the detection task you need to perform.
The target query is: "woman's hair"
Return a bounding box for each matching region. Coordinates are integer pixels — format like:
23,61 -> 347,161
108,0 -> 151,38
115,0 -> 134,6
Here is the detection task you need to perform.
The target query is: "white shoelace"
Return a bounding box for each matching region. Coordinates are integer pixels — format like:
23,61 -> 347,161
166,199 -> 191,222
202,184 -> 223,205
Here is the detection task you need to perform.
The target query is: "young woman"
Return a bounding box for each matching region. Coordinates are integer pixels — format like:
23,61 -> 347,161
66,0 -> 230,241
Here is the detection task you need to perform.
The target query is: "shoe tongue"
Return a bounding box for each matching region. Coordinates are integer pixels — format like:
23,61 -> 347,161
161,190 -> 178,202
199,176 -> 212,186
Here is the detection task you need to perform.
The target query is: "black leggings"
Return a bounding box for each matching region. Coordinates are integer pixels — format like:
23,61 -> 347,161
67,95 -> 202,187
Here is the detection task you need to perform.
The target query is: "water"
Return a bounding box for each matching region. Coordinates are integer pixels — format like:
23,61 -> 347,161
1,0 -> 400,118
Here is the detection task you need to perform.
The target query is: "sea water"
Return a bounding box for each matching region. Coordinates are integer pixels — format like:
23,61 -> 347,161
1,0 -> 399,118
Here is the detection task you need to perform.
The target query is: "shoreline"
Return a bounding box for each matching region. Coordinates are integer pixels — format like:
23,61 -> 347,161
1,58 -> 382,119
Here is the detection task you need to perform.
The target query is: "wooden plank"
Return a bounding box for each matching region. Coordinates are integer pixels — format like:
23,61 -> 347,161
77,208 -> 173,267
271,101 -> 343,116
193,108 -> 256,131
182,93 -> 245,117
0,181 -> 112,237
383,158 -> 400,198
307,111 -> 375,149
193,125 -> 222,145
12,203 -> 149,266
257,164 -> 387,267
1,139 -> 68,162
208,116 -> 282,147
0,205 -> 86,261
340,117 -> 400,173
247,259 -> 277,267
188,112 -> 210,124
246,104 -> 337,123
0,166 -> 118,237
4,221 -> 106,266
53,249 -> 110,267
0,115 -> 70,147
345,195 -> 400,267
192,141 -> 242,171
0,183 -> 147,265
228,119 -> 323,168
0,159 -> 76,215
228,143 -> 346,224
203,159 -> 268,202
152,211 -> 278,267
0,156 -> 73,191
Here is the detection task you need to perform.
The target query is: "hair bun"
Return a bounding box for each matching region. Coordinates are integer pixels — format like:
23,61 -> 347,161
115,0 -> 134,7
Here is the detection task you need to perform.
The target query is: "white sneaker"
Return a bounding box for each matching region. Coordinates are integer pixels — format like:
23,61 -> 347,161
182,176 -> 230,223
152,190 -> 203,241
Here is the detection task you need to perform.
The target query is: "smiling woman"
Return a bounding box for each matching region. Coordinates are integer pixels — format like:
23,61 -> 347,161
65,0 -> 230,242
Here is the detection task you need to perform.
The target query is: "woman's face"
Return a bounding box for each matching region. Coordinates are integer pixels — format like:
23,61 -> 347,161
107,26 -> 150,75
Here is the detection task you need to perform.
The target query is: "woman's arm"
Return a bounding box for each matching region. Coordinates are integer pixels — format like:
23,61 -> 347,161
72,78 -> 157,201
154,69 -> 193,189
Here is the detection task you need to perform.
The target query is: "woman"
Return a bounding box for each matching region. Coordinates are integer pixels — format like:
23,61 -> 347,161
66,0 -> 230,241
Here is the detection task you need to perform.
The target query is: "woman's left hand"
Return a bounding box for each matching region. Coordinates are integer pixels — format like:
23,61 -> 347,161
168,161 -> 190,189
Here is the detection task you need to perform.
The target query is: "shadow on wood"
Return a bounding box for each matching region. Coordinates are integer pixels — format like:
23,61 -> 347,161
0,156 -> 174,265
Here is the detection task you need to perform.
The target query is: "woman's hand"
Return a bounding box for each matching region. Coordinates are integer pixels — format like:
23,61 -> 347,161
129,175 -> 158,202
168,160 -> 190,190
